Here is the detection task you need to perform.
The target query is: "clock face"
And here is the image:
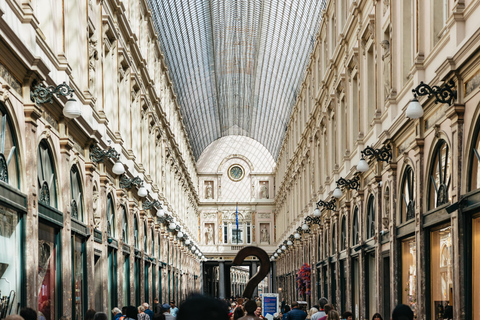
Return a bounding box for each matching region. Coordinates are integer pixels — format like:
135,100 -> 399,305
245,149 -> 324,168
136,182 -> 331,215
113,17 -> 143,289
228,165 -> 244,181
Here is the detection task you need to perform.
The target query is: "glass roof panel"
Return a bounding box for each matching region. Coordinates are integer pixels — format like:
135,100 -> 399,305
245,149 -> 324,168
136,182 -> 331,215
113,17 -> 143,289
148,0 -> 327,160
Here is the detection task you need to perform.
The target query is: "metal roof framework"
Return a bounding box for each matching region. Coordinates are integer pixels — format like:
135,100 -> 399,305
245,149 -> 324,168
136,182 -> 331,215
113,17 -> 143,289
148,0 -> 326,160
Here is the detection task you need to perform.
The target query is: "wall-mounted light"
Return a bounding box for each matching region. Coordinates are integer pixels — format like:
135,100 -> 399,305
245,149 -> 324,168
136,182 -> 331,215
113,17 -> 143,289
90,146 -> 125,175
143,199 -> 161,210
294,233 -> 301,239
287,240 -> 293,246
274,253 -> 278,258
333,176 -> 360,198
406,80 -> 456,119
31,81 -> 82,118
277,249 -> 282,253
281,245 -> 286,250
316,199 -> 336,211
169,222 -> 177,230
357,144 -> 392,172
120,175 -> 147,197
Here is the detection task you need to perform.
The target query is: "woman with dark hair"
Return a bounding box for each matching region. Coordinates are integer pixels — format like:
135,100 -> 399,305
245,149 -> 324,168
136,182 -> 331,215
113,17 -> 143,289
177,294 -> 229,320
126,306 -> 139,320
233,307 -> 245,320
371,313 -> 383,320
93,312 -> 108,320
326,310 -> 339,320
282,306 -> 290,320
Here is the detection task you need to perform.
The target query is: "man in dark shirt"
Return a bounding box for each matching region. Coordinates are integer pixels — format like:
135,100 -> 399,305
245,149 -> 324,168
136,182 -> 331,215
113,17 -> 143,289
285,302 -> 307,320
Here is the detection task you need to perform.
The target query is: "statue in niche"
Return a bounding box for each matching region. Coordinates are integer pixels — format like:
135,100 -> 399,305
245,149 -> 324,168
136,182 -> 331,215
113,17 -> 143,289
260,181 -> 269,199
260,224 -> 270,244
88,31 -> 98,95
381,39 -> 391,100
205,223 -> 214,245
205,181 -> 213,199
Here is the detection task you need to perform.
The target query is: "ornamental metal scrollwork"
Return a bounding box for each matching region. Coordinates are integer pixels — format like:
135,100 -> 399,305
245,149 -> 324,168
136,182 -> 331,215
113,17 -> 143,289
317,199 -> 336,211
337,175 -> 360,190
90,146 -> 121,163
30,80 -> 75,104
361,144 -> 392,163
412,80 -> 457,105
120,175 -> 143,189
0,153 -> 8,183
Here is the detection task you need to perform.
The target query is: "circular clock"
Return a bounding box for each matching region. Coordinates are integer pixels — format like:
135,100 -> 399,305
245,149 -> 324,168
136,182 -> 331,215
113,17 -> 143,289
228,164 -> 245,182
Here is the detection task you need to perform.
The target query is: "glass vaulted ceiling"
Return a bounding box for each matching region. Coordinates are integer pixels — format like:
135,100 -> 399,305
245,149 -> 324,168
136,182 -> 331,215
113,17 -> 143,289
148,0 -> 326,160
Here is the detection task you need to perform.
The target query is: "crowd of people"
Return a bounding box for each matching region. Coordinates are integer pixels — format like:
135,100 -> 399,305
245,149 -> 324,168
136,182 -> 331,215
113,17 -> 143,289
0,295 -> 419,320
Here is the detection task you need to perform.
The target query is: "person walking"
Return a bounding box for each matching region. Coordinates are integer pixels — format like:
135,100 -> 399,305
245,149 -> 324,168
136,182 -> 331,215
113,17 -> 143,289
285,302 -> 307,320
138,306 -> 150,320
169,301 -> 179,318
392,305 -> 413,320
143,303 -> 154,320
112,308 -> 122,320
306,308 -> 318,320
153,298 -> 161,314
238,300 -> 262,320
161,304 -> 175,320
311,298 -> 328,320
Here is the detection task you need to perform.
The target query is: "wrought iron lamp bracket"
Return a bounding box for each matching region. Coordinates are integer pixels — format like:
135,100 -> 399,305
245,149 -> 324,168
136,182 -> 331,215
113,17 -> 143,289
316,199 -> 336,211
337,175 -> 360,190
361,144 -> 392,163
412,80 -> 457,105
30,80 -> 75,104
90,146 -> 121,163
120,175 -> 143,189
143,199 -> 161,210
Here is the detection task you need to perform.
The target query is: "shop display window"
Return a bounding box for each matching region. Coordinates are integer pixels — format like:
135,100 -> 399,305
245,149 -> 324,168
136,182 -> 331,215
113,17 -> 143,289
401,166 -> 415,222
38,223 -> 59,320
72,236 -> 85,320
37,141 -> 57,208
470,127 -> 480,190
472,216 -> 480,318
430,225 -> 453,319
0,207 -> 22,313
69,166 -> 83,222
401,237 -> 417,315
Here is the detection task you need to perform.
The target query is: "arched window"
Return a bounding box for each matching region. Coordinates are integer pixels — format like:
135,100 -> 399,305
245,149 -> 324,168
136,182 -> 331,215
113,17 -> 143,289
428,140 -> 451,210
144,223 -> 148,252
122,206 -> 128,243
341,215 -> 346,251
470,123 -> 480,190
134,216 -> 139,249
352,207 -> 359,246
0,105 -> 19,188
401,166 -> 415,222
70,165 -> 83,221
318,234 -> 322,258
367,196 -> 375,239
38,140 -> 57,207
107,194 -> 115,238
151,229 -> 155,255
332,222 -> 336,254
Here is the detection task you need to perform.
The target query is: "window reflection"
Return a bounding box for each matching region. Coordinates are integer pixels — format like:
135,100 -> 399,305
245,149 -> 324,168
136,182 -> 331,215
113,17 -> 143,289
38,223 -> 58,320
402,237 -> 416,316
473,217 -> 480,319
429,141 -> 451,210
430,225 -> 453,319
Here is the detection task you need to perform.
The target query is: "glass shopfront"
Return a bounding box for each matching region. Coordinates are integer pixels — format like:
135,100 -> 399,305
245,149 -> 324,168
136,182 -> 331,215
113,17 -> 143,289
72,236 -> 85,320
0,206 -> 23,314
473,216 -> 480,319
402,237 -> 417,315
38,223 -> 60,320
430,225 -> 453,319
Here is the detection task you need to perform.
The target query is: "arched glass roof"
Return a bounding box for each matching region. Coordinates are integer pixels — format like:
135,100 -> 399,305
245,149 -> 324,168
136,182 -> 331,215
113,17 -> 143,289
148,0 -> 326,160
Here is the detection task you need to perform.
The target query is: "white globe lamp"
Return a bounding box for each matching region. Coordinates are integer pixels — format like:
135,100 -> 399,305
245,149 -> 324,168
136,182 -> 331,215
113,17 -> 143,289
287,240 -> 293,246
112,161 -> 125,175
294,233 -> 301,239
357,157 -> 369,172
302,223 -> 308,231
406,97 -> 423,119
313,207 -> 321,217
63,98 -> 82,119
333,187 -> 343,199
138,186 -> 148,198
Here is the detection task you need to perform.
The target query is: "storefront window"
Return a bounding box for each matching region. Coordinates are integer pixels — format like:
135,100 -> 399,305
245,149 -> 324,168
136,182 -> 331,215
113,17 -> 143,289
38,140 -> 57,208
402,237 -> 417,315
123,255 -> 130,306
430,225 -> 453,319
0,207 -> 22,312
401,166 -> 415,222
70,166 -> 83,222
0,106 -> 19,188
38,223 -> 59,320
72,236 -> 85,320
473,216 -> 480,318
428,141 -> 451,210
108,248 -> 117,320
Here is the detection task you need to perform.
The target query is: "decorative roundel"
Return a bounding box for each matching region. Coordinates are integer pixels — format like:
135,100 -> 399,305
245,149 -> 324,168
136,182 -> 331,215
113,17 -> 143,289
228,164 -> 245,182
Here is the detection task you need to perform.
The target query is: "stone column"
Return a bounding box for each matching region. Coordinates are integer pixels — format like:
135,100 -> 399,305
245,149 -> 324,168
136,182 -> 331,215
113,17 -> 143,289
219,261 -> 226,299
